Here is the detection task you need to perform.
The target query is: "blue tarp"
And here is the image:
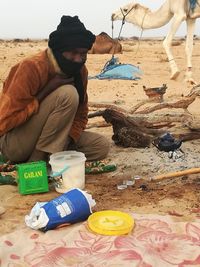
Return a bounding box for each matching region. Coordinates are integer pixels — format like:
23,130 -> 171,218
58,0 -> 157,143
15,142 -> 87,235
189,0 -> 197,10
89,56 -> 142,80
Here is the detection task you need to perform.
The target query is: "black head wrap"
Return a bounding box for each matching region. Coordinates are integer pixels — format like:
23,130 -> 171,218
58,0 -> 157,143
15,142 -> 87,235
48,16 -> 95,104
48,15 -> 96,51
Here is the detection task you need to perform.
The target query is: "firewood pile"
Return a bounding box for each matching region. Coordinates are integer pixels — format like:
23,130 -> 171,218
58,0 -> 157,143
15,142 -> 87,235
88,84 -> 200,148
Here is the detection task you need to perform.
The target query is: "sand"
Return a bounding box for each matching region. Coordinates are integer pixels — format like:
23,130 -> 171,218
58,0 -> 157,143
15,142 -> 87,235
0,39 -> 200,235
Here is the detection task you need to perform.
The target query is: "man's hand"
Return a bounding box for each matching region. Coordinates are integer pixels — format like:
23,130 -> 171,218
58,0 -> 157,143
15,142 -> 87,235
36,75 -> 74,103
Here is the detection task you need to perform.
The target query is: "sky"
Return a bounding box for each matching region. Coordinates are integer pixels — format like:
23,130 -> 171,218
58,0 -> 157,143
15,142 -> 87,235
0,0 -> 199,39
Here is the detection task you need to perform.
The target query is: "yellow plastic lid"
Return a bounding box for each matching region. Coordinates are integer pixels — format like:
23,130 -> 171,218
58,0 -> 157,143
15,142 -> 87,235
87,210 -> 134,236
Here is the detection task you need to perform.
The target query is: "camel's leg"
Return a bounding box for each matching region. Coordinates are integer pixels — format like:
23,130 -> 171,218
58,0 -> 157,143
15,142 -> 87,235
185,18 -> 196,84
163,14 -> 186,80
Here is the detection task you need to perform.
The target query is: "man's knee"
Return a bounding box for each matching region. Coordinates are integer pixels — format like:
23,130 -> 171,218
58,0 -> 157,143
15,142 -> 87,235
97,135 -> 110,159
54,85 -> 79,109
90,134 -> 110,160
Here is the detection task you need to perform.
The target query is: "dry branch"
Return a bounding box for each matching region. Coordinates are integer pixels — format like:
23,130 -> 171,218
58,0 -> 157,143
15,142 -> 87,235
135,96 -> 196,114
87,121 -> 111,129
88,110 -> 105,118
87,84 -> 200,147
102,109 -> 164,148
149,167 -> 200,181
127,112 -> 191,128
89,102 -> 128,114
89,84 -> 200,116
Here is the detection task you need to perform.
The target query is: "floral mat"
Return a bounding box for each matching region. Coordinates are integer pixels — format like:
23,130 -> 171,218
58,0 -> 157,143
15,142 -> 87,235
0,213 -> 200,266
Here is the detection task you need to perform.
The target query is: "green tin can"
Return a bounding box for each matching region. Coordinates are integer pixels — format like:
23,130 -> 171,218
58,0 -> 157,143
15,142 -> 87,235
17,161 -> 49,195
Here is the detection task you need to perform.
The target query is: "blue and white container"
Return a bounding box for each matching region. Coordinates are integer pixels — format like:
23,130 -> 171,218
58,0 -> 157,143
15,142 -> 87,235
25,188 -> 96,231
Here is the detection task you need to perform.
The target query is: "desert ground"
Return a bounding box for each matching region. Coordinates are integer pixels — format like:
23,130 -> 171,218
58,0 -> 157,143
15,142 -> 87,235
0,38 -> 200,235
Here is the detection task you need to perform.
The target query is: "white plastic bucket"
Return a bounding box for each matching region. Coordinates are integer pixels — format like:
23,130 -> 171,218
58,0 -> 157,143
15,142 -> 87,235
49,151 -> 86,193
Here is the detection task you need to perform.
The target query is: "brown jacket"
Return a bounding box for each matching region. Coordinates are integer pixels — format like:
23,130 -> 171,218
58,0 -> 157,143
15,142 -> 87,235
0,49 -> 89,142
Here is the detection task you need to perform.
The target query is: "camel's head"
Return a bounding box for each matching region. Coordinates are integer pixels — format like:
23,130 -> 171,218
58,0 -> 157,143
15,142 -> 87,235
111,2 -> 148,25
111,2 -> 138,21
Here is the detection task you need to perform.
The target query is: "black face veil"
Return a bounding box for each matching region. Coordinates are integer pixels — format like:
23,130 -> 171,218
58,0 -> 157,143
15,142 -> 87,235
48,15 -> 96,103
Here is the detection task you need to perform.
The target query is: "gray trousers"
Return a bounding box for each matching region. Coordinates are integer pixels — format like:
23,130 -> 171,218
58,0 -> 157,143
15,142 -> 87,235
0,85 -> 110,162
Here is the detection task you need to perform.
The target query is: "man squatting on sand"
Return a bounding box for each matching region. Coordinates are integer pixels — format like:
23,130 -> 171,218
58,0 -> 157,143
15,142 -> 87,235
0,16 -> 110,163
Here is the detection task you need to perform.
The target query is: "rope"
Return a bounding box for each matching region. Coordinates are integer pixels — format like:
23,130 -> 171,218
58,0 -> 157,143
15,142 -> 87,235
112,5 -> 147,59
111,4 -> 135,59
134,11 -> 147,57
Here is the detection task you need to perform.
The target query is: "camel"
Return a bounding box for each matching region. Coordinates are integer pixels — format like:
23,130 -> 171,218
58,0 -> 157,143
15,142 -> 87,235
88,32 -> 122,54
112,0 -> 200,83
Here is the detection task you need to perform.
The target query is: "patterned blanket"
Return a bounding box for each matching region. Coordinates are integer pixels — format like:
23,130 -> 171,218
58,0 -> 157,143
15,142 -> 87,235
0,213 -> 200,266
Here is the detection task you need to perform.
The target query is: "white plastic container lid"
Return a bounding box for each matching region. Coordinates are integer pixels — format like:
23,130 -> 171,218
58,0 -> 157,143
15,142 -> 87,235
49,151 -> 86,166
